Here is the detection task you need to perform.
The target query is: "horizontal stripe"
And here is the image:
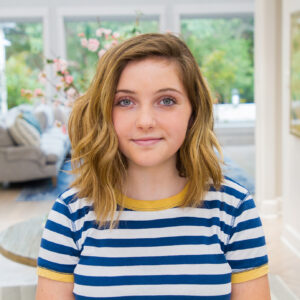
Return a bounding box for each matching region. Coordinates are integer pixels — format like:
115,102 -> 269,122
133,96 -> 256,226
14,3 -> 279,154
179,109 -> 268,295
226,236 -> 266,252
45,219 -> 75,240
74,295 -> 231,300
37,257 -> 76,274
84,235 -> 219,248
74,263 -> 232,277
40,238 -> 80,257
209,184 -> 247,200
38,247 -> 78,266
73,206 -> 234,226
228,255 -> 268,270
229,226 -> 265,243
74,273 -> 231,286
233,217 -> 262,234
74,283 -> 231,297
82,244 -> 222,258
81,225 -> 227,241
79,254 -> 227,266
37,266 -> 74,283
42,228 -> 77,249
226,245 -> 268,260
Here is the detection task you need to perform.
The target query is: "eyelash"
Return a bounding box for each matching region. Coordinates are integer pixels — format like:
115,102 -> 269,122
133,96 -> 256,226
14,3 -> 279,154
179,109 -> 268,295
116,96 -> 177,107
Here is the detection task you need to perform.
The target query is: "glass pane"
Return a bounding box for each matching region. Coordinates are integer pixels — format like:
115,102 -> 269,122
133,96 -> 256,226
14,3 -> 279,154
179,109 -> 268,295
2,22 -> 43,109
65,18 -> 159,94
181,17 -> 254,105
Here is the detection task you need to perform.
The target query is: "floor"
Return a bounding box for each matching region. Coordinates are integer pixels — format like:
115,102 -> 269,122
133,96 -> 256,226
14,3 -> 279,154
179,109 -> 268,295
0,144 -> 299,299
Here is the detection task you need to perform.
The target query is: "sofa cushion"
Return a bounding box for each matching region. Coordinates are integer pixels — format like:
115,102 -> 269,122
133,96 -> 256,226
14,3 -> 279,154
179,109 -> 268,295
0,117 -> 15,146
21,111 -> 42,134
40,126 -> 70,163
8,114 -> 41,147
33,104 -> 54,132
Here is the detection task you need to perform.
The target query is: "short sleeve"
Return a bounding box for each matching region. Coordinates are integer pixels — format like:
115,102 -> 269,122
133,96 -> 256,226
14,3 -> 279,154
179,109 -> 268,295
37,196 -> 80,282
225,193 -> 269,283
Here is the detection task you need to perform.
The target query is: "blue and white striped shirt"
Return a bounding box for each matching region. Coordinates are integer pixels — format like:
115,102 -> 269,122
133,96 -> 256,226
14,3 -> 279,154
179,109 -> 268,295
37,176 -> 269,299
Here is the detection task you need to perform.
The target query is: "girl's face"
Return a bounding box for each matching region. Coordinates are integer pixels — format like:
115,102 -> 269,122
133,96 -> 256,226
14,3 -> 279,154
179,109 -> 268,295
112,57 -> 192,170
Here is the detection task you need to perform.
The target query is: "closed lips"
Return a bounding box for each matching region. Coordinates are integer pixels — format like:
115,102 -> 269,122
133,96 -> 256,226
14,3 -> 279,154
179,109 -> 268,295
133,138 -> 162,141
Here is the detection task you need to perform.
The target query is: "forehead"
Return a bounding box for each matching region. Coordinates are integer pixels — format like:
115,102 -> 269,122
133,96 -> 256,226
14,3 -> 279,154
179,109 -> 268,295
117,57 -> 183,86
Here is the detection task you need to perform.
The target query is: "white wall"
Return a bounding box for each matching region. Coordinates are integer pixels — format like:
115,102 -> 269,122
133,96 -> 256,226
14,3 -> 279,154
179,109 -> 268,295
281,0 -> 300,257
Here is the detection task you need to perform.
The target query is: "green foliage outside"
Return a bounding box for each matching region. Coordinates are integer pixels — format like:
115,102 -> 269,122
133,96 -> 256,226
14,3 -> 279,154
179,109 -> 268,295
4,22 -> 44,108
65,18 -> 159,93
181,17 -> 254,103
3,16 -> 254,108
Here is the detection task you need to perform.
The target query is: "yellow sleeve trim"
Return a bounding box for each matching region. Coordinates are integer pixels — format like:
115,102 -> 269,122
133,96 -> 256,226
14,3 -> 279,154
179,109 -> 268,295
231,264 -> 269,283
37,267 -> 74,283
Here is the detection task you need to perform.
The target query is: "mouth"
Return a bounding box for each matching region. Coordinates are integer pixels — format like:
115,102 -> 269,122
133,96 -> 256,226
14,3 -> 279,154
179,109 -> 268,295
132,138 -> 163,146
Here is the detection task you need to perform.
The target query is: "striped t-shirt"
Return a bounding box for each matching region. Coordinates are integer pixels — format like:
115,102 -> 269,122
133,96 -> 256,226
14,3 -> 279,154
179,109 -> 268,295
37,176 -> 269,299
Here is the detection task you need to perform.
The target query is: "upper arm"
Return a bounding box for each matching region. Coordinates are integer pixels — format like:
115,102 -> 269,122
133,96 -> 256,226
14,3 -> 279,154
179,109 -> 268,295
36,276 -> 74,300
231,274 -> 271,300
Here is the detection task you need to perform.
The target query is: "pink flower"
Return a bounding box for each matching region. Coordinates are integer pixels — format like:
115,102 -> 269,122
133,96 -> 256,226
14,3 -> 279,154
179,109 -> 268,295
55,120 -> 62,127
104,43 -> 112,50
103,29 -> 112,40
98,49 -> 106,58
111,40 -> 118,46
65,75 -> 73,85
38,71 -> 47,84
66,87 -> 77,98
96,28 -> 105,37
54,58 -> 68,72
34,88 -> 44,97
81,38 -> 88,48
56,83 -> 63,91
78,32 -> 85,37
21,89 -> 33,99
62,124 -> 67,134
112,32 -> 120,39
103,29 -> 112,36
87,39 -> 100,52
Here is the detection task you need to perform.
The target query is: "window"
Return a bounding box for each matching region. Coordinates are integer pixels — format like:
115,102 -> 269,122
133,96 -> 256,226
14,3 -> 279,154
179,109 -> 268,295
1,21 -> 44,109
65,17 -> 159,94
181,16 -> 254,122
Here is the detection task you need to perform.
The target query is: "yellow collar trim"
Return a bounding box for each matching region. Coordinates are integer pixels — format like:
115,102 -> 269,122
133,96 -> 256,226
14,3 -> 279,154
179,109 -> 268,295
118,182 -> 190,211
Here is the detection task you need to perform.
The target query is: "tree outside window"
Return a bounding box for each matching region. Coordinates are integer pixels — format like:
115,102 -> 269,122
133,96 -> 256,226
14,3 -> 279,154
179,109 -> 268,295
181,16 -> 254,105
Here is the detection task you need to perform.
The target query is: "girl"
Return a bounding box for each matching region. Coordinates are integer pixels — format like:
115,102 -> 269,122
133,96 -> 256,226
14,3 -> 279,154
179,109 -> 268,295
36,33 -> 270,299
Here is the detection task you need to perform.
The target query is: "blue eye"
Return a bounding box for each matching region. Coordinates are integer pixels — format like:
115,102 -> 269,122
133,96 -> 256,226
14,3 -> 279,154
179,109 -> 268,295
117,99 -> 132,106
161,97 -> 176,106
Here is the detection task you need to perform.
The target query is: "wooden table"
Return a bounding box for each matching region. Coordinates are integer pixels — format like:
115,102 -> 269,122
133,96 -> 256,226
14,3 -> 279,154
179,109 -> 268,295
0,215 -> 46,267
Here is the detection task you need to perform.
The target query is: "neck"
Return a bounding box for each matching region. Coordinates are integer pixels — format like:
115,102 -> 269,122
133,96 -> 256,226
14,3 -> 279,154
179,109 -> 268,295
124,157 -> 188,201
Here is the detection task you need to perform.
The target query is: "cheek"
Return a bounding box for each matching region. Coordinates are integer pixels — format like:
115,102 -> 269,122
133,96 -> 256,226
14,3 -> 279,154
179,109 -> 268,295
163,114 -> 190,143
112,111 -> 130,140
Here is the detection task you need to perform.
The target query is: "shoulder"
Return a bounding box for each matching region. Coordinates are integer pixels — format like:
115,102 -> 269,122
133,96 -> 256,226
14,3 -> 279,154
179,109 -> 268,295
53,187 -> 93,223
204,176 -> 254,218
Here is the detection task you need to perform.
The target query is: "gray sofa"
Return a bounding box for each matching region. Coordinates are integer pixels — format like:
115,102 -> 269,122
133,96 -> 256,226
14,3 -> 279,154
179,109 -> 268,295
0,103 -> 71,187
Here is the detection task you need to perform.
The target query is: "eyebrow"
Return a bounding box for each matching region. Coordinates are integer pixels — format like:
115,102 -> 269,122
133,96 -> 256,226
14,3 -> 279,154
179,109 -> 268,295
115,88 -> 183,95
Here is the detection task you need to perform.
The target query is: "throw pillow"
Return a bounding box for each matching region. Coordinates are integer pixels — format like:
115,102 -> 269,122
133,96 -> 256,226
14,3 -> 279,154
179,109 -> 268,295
33,104 -> 54,132
8,114 -> 41,147
21,111 -> 42,134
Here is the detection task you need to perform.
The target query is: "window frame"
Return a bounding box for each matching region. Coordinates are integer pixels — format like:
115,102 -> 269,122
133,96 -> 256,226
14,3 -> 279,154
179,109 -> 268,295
0,7 -> 50,113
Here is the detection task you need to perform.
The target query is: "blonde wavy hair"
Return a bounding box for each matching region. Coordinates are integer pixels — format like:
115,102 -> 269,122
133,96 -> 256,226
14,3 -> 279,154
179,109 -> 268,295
67,33 -> 224,229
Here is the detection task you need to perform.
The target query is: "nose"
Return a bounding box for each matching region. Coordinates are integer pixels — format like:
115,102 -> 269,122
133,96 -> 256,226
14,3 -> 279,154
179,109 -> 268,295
135,106 -> 156,129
